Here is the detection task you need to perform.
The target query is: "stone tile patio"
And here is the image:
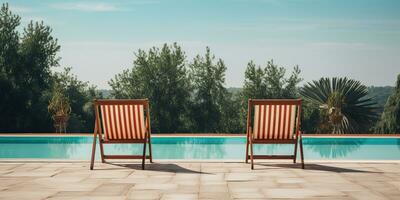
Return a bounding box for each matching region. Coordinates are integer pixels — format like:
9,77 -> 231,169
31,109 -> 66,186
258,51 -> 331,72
0,161 -> 399,199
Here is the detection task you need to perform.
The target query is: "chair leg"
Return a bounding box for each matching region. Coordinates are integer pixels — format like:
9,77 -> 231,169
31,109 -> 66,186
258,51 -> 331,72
300,137 -> 305,169
250,141 -> 254,170
99,139 -> 105,163
148,139 -> 153,163
90,133 -> 97,170
293,139 -> 298,163
245,140 -> 249,163
142,142 -> 147,170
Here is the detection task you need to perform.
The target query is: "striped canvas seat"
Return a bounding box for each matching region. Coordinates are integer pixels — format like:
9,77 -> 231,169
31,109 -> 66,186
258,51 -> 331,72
245,99 -> 305,169
252,103 -> 298,142
90,99 -> 153,170
99,103 -> 146,141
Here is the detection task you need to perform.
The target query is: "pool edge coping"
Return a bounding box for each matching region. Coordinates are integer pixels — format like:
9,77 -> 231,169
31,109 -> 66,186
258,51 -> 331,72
1,133 -> 400,138
0,159 -> 400,163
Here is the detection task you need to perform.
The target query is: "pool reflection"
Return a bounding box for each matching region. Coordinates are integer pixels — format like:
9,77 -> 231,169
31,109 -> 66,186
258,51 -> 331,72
98,137 -> 229,160
304,138 -> 365,159
397,138 -> 400,150
1,136 -> 400,160
152,137 -> 229,159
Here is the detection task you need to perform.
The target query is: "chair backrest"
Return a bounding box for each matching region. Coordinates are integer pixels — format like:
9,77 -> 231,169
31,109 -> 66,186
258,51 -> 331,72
248,99 -> 302,140
94,99 -> 150,141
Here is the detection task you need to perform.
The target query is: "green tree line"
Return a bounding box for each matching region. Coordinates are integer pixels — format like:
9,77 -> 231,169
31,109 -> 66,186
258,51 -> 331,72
1,3 -> 399,134
0,4 -> 101,132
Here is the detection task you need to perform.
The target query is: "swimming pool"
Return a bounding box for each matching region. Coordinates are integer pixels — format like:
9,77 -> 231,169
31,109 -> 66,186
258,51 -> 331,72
0,136 -> 399,160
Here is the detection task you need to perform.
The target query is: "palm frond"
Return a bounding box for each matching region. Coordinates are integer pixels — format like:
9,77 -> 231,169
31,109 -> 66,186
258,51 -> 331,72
300,77 -> 378,134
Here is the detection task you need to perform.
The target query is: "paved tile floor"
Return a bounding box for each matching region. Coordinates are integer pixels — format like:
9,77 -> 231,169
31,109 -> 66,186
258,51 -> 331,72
0,161 -> 399,199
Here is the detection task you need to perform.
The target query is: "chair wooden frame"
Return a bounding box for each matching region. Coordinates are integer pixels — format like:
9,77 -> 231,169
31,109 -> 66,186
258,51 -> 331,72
90,99 -> 153,170
245,99 -> 304,169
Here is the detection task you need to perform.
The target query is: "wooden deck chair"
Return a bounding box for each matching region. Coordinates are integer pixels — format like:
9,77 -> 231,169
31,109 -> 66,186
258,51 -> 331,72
245,99 -> 304,169
90,99 -> 153,170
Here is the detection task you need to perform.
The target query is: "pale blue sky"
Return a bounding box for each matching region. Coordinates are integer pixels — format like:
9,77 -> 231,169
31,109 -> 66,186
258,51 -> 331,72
7,0 -> 400,88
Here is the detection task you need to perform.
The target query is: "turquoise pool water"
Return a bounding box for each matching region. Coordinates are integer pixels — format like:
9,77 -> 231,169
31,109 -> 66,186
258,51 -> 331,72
0,136 -> 399,160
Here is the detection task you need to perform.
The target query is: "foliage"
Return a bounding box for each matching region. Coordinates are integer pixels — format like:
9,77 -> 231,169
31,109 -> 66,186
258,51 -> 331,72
367,86 -> 394,114
301,101 -> 321,133
48,83 -> 71,117
241,61 -> 266,99
109,43 -> 192,133
1,3 -> 392,134
110,45 -> 241,133
48,83 -> 71,133
19,21 -> 61,131
375,74 -> 400,133
239,60 -> 302,132
0,4 -> 98,133
219,92 -> 242,133
300,77 -> 378,134
241,60 -> 301,100
264,60 -> 302,98
0,3 -> 59,132
0,3 -> 22,132
189,47 -> 239,133
52,67 -> 102,132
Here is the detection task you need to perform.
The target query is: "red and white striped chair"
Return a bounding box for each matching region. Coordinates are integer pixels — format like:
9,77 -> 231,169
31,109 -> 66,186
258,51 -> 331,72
245,99 -> 304,169
90,99 -> 153,170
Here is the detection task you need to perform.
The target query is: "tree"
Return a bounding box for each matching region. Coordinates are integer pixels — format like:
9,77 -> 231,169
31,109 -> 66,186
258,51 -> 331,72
375,74 -> 400,133
0,3 -> 60,132
264,60 -> 302,98
52,67 -> 102,132
301,101 -> 321,133
300,77 -> 378,134
109,43 -> 192,133
18,21 -> 60,132
219,91 -> 242,133
0,4 -> 100,133
241,59 -> 301,100
0,3 -> 22,132
241,61 -> 267,99
189,47 -> 239,132
239,59 -> 302,132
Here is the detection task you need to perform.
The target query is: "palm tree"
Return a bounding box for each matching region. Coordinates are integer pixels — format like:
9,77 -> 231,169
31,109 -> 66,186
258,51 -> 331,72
300,77 -> 377,134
